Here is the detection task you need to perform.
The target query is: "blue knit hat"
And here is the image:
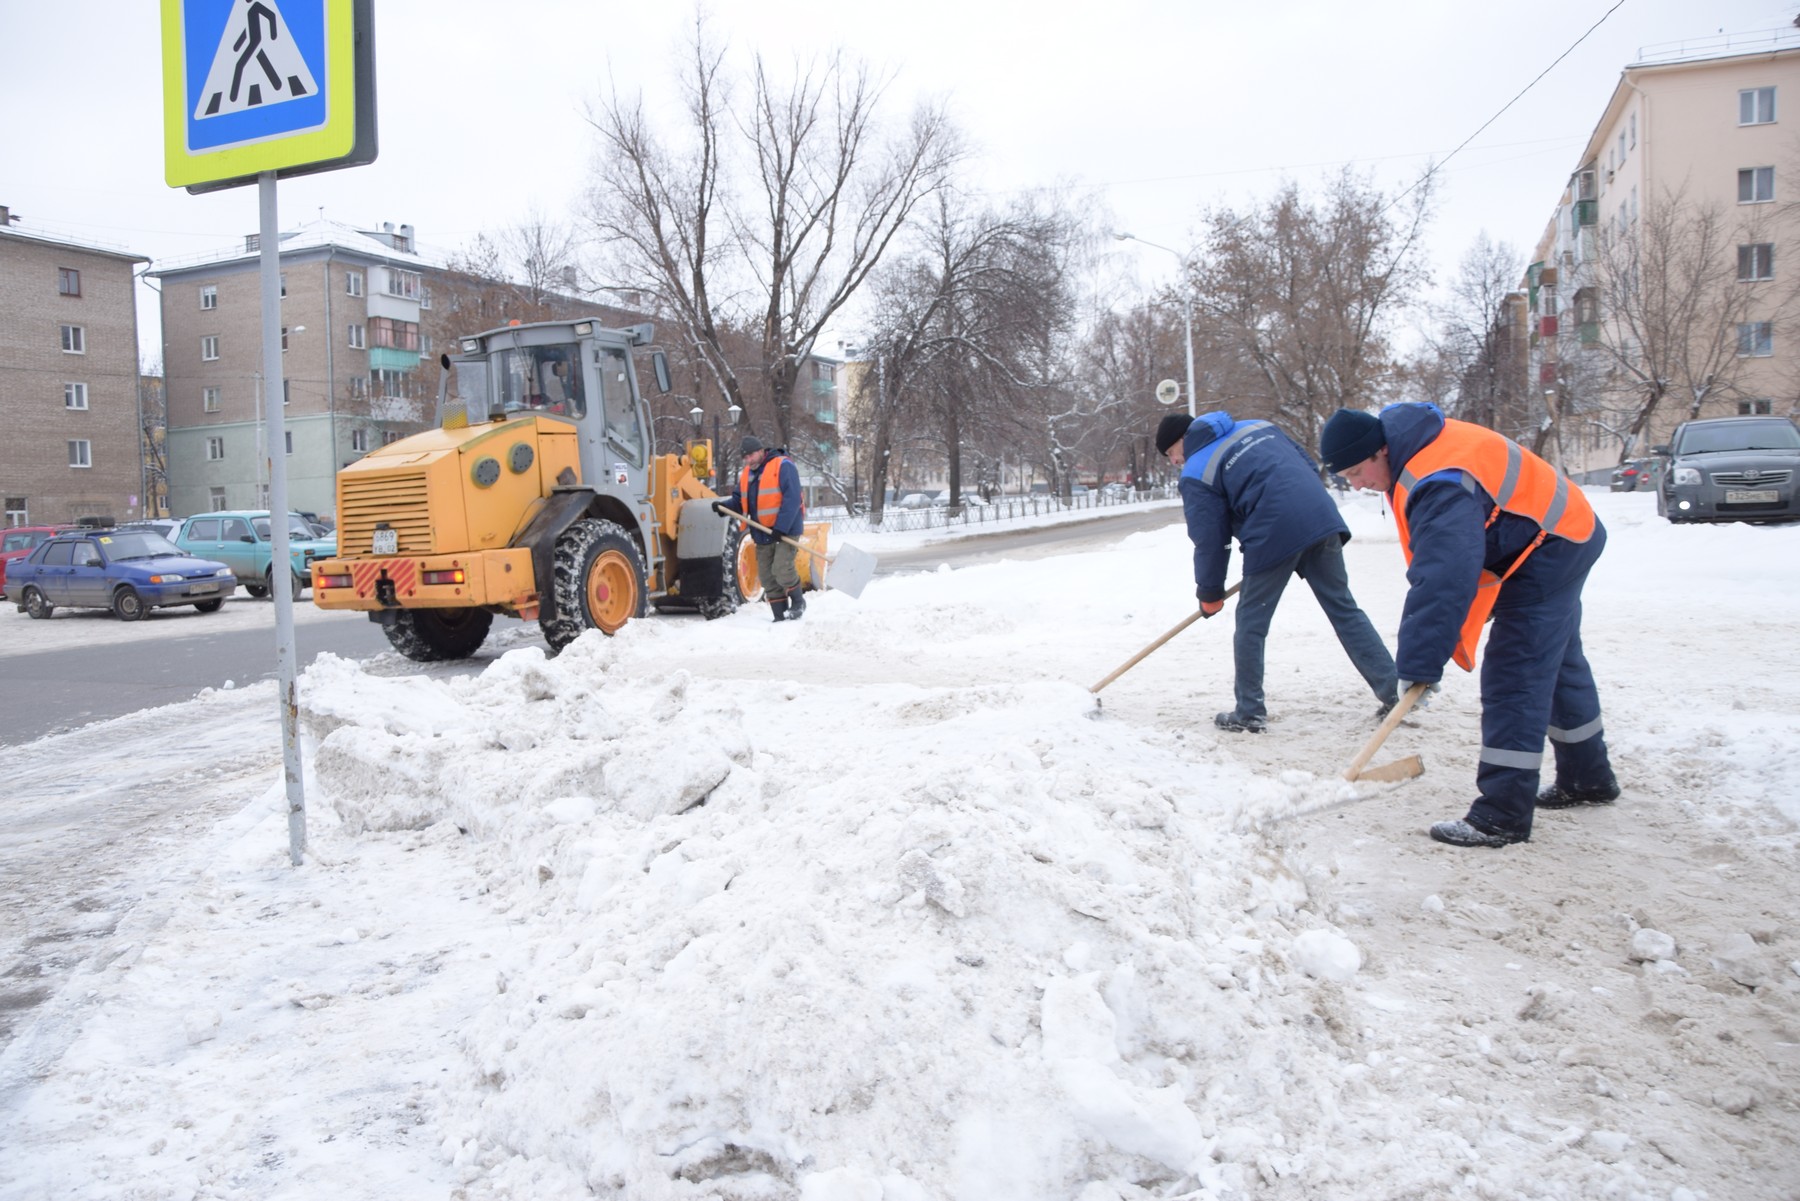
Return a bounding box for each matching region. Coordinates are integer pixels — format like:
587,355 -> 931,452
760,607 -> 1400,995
1320,409 -> 1385,473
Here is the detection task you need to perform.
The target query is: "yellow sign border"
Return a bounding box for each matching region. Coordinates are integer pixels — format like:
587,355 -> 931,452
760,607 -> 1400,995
162,0 -> 356,187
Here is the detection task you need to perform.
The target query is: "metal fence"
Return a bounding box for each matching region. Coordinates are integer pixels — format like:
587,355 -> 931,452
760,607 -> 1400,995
812,486 -> 1180,537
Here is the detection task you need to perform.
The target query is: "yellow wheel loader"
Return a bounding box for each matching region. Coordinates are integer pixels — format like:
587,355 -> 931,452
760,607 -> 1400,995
309,318 -> 827,661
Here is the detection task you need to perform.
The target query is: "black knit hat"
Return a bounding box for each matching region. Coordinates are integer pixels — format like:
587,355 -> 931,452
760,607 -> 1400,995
1319,409 -> 1385,473
1155,413 -> 1194,455
740,435 -> 766,455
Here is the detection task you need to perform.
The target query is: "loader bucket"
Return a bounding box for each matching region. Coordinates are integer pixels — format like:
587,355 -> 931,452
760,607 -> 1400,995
733,521 -> 832,601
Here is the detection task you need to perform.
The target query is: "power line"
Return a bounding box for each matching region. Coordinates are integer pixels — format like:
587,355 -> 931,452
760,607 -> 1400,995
1388,0 -> 1629,212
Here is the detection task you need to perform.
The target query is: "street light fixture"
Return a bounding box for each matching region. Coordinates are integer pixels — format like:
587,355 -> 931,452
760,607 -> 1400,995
1114,232 -> 1196,418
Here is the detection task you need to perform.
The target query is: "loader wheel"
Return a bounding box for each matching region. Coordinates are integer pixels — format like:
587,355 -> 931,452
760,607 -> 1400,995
698,522 -> 750,620
543,518 -> 646,655
383,607 -> 494,662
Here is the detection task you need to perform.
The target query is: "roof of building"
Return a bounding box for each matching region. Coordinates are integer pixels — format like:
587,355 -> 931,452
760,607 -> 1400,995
148,215 -> 444,278
0,220 -> 148,264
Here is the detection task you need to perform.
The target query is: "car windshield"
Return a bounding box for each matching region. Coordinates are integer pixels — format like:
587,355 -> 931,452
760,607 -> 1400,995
99,532 -> 182,561
252,517 -> 318,541
1677,421 -> 1800,454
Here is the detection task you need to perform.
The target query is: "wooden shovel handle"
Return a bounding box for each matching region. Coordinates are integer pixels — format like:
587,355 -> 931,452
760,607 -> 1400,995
1343,682 -> 1429,781
1089,583 -> 1242,694
719,507 -> 831,564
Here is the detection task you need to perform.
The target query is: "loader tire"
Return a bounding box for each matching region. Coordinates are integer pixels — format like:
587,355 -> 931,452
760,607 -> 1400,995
543,518 -> 646,656
383,607 -> 494,662
698,522 -> 750,620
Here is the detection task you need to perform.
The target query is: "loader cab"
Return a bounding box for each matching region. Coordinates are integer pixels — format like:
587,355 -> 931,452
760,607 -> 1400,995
446,320 -> 670,492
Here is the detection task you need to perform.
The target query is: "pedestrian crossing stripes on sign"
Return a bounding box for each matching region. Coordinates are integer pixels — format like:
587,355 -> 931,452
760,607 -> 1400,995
193,0 -> 319,118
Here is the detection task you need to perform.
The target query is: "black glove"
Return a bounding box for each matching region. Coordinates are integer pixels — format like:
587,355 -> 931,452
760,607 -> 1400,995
711,500 -> 730,517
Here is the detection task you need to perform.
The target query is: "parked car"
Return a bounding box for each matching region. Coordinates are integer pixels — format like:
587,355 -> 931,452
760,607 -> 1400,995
1609,459 -> 1652,492
1656,416 -> 1800,524
9,529 -> 237,621
0,525 -> 76,600
173,510 -> 335,597
116,517 -> 184,541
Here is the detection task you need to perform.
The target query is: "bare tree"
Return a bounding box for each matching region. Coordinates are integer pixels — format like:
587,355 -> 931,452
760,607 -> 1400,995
1193,168 -> 1434,449
1583,185 -> 1798,452
582,13 -> 959,449
1428,232 -> 1529,434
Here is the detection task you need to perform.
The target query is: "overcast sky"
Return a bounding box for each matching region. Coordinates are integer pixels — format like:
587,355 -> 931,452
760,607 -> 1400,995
2,0 -> 1793,365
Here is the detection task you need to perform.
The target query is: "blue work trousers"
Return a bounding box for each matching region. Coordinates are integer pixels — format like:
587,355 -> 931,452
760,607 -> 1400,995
1466,524 -> 1614,838
1232,535 -> 1398,720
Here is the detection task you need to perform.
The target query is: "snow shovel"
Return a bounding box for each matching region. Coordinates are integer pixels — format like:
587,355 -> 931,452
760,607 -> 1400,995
720,510 -> 877,599
1088,583 -> 1241,710
1342,682 -> 1429,783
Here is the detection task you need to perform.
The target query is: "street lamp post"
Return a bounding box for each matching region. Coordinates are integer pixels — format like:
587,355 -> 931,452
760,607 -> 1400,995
1114,233 -> 1196,418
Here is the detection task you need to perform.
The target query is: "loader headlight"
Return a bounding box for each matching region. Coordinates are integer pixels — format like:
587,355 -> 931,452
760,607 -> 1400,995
1673,467 -> 1701,487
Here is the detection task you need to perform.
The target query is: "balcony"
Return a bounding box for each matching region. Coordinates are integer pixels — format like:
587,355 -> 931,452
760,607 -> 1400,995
1579,322 -> 1601,348
1539,315 -> 1559,337
1573,200 -> 1598,228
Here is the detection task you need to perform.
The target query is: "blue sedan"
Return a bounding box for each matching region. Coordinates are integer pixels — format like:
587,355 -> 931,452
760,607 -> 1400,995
9,529 -> 238,621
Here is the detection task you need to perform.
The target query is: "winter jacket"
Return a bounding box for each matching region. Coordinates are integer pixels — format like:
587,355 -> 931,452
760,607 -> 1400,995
1379,402 -> 1604,683
725,450 -> 805,544
1178,410 -> 1349,601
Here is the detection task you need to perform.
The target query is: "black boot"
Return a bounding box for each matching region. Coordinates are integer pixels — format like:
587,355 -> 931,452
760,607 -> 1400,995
786,591 -> 806,620
1536,777 -> 1619,809
769,597 -> 789,621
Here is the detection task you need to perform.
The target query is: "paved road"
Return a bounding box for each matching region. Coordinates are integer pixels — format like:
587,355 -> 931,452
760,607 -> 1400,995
0,506 -> 1182,747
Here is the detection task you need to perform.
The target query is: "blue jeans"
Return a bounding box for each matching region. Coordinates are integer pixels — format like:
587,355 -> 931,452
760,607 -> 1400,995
1231,536 -> 1398,720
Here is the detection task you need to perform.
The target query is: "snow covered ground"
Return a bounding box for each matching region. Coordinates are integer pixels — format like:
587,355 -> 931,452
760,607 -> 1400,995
1,490 -> 1796,1200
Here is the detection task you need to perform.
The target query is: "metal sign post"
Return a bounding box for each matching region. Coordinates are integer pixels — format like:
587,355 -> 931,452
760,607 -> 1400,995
163,0 -> 377,866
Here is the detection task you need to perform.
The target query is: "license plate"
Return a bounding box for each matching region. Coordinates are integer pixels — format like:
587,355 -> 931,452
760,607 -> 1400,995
371,527 -> 398,555
1725,489 -> 1778,504
186,582 -> 219,595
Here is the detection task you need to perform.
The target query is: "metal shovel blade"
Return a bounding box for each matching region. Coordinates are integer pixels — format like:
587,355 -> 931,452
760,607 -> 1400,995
821,542 -> 877,599
1354,754 -> 1424,783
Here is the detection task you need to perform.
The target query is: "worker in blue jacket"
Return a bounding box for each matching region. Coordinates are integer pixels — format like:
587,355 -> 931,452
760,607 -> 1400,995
1320,403 -> 1617,848
714,435 -> 808,621
1156,411 -> 1397,732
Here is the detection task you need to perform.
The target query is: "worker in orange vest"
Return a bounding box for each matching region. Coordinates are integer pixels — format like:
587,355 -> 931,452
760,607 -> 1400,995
1320,403 -> 1619,849
714,435 -> 807,621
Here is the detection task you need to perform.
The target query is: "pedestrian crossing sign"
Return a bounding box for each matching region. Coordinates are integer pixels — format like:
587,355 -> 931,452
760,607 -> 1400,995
162,0 -> 376,190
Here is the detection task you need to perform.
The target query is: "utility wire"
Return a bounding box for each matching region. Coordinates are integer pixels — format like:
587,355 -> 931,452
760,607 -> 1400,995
1388,0 -> 1629,213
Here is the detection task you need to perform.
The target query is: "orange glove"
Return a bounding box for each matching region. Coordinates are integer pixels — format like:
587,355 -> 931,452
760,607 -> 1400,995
1199,598 -> 1225,618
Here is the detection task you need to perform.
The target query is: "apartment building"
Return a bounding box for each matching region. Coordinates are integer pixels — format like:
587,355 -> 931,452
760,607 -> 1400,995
0,206 -> 149,527
1524,32 -> 1800,475
153,218 -> 441,519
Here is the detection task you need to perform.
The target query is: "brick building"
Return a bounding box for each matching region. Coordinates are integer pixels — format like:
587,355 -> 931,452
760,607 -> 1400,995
0,205 -> 149,527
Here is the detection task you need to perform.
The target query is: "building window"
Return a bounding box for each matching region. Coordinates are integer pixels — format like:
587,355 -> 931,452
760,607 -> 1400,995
1739,399 -> 1773,416
1740,243 -> 1775,281
351,428 -> 369,453
1629,113 -> 1636,148
349,375 -> 367,399
206,436 -> 225,461
383,430 -> 404,445
420,285 -> 432,310
61,324 -> 85,354
202,386 -> 221,412
348,323 -> 365,349
1738,321 -> 1774,357
64,382 -> 88,410
5,498 -> 27,525
371,368 -> 411,398
201,284 -> 217,310
279,272 -> 287,298
281,325 -> 291,351
69,439 -> 92,468
1739,167 -> 1775,204
209,486 -> 227,511
58,267 -> 81,296
346,270 -> 364,297
283,379 -> 291,405
419,332 -> 432,356
1740,87 -> 1776,126
384,268 -> 422,300
369,316 -> 420,351
202,335 -> 219,361
285,430 -> 294,455
1617,131 -> 1626,163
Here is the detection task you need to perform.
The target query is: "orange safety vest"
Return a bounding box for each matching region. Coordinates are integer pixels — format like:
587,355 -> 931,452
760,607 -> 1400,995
1391,420 -> 1595,672
738,454 -> 798,530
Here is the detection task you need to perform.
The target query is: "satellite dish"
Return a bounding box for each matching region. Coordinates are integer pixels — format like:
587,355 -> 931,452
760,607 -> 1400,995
1155,379 -> 1181,406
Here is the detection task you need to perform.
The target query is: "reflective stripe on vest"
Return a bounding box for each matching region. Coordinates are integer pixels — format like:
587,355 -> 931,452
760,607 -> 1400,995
1391,420 -> 1595,672
739,455 -> 794,530
1197,421 -> 1272,488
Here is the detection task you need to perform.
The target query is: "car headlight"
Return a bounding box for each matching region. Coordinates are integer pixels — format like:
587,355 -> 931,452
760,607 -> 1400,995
216,567 -> 235,578
1673,466 -> 1701,487
148,573 -> 182,584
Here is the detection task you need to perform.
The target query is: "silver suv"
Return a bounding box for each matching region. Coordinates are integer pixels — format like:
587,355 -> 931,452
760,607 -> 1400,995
1655,416 -> 1800,524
